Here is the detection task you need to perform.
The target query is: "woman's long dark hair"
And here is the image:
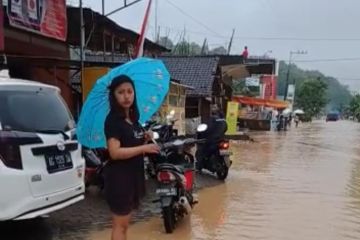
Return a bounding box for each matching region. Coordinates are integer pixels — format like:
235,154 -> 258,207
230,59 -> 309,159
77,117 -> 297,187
108,75 -> 140,123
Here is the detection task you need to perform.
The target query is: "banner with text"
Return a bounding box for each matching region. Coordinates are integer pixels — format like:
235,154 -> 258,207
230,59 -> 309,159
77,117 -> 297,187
7,0 -> 67,41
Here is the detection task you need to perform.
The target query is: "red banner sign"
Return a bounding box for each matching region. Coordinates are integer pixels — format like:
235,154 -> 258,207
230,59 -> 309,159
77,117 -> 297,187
7,0 -> 67,41
0,1 -> 4,51
261,75 -> 277,100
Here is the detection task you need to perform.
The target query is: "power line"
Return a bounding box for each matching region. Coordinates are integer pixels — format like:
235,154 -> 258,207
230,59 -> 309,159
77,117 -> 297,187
233,37 -> 360,42
164,0 -> 225,38
150,23 -> 360,42
293,57 -> 360,63
149,25 -> 227,47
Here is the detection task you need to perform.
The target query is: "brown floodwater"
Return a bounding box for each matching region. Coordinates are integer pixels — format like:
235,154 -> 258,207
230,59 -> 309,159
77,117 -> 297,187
89,120 -> 360,240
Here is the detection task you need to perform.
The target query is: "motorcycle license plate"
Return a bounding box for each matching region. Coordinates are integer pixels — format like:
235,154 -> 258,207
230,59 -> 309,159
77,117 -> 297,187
156,187 -> 177,196
219,150 -> 231,156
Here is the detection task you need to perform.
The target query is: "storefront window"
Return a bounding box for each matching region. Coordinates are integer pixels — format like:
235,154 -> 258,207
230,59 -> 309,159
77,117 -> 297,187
179,96 -> 186,107
170,84 -> 178,94
169,95 -> 178,106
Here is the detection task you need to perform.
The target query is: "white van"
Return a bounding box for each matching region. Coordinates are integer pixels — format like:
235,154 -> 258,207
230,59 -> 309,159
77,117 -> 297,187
0,70 -> 85,221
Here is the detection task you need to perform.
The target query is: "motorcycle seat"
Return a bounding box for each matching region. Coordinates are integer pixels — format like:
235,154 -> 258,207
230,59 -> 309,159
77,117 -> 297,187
157,163 -> 185,174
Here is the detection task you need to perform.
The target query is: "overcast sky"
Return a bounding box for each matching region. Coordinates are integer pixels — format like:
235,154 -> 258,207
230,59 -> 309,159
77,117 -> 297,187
74,0 -> 360,91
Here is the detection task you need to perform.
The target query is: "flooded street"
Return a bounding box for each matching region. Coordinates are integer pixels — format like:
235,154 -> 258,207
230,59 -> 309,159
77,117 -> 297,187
90,120 -> 360,240
3,120 -> 360,240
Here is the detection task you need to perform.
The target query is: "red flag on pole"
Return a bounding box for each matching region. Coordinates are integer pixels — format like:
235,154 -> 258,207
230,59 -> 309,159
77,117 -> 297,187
134,0 -> 153,58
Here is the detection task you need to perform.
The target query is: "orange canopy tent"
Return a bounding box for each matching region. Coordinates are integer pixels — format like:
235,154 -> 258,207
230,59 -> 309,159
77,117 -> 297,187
232,96 -> 288,109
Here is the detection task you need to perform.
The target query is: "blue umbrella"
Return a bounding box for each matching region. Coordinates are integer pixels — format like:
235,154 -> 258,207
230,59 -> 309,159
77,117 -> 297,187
76,57 -> 170,148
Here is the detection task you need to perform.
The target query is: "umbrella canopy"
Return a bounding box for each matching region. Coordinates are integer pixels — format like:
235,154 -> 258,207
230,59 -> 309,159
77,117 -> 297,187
76,57 -> 171,148
282,108 -> 292,116
294,109 -> 305,115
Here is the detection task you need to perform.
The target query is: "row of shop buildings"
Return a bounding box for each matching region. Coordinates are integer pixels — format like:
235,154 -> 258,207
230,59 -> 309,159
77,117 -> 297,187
0,2 -> 283,133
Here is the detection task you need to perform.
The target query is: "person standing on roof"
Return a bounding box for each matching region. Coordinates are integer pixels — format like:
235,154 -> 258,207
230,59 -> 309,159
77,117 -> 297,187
242,46 -> 249,59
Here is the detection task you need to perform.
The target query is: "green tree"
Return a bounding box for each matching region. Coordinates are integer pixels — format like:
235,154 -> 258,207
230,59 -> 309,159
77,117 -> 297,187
172,40 -> 190,55
209,46 -> 227,55
296,78 -> 328,121
158,36 -> 174,50
189,42 -> 202,55
349,94 -> 360,121
232,79 -> 255,97
278,61 -> 352,111
172,41 -> 202,55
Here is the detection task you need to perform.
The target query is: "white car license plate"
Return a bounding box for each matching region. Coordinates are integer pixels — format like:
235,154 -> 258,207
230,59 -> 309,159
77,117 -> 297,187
156,187 -> 177,196
45,153 -> 73,174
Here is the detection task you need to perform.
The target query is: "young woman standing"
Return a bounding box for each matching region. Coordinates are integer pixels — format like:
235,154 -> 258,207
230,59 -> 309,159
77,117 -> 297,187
104,75 -> 160,240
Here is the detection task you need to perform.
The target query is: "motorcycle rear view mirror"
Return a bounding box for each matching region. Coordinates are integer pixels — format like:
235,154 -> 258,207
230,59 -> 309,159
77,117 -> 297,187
153,132 -> 160,140
197,124 -> 208,132
166,110 -> 176,120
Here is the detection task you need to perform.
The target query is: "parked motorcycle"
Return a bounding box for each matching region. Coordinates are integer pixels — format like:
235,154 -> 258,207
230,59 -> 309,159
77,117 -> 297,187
143,110 -> 178,179
82,147 -> 107,189
153,134 -> 204,233
150,110 -> 178,142
195,124 -> 232,180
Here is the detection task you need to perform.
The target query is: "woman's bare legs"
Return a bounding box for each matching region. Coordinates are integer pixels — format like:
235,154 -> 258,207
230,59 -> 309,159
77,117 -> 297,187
111,213 -> 131,240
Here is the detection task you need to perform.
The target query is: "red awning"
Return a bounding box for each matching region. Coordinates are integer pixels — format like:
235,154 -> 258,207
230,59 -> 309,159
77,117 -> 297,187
232,96 -> 288,109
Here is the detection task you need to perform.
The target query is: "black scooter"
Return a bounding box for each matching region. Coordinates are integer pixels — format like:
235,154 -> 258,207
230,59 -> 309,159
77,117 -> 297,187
143,111 -> 178,179
195,124 -> 232,180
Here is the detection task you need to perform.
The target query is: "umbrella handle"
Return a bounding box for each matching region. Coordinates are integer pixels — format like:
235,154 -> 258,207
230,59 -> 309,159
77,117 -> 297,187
151,138 -> 158,145
141,126 -> 159,145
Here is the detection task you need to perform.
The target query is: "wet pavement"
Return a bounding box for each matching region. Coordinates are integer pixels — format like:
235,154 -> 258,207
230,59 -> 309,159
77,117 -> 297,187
1,161 -> 221,240
3,120 -> 360,240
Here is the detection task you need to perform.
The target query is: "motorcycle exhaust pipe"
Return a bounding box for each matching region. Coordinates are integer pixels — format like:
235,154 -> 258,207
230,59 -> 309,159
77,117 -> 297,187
179,196 -> 192,214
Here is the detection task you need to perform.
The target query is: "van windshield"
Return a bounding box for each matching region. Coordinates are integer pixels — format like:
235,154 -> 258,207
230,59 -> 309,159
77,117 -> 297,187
0,89 -> 74,132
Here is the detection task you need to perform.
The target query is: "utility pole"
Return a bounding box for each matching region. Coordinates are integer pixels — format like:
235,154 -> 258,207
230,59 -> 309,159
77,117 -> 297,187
156,26 -> 160,43
80,0 -> 85,69
201,38 -> 207,55
105,0 -> 143,17
283,50 -> 307,101
79,0 -> 85,117
102,0 -> 105,15
227,29 -> 235,55
163,28 -> 170,49
154,0 -> 158,42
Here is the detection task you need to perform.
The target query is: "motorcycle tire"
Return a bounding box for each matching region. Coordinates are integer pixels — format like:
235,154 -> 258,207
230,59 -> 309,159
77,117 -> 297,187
163,206 -> 175,234
216,163 -> 229,180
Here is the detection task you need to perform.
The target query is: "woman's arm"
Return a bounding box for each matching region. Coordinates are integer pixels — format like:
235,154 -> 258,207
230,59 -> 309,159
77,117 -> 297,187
107,138 -> 159,160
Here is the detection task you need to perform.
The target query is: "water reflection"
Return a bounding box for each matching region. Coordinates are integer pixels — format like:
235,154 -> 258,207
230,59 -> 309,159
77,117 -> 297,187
120,121 -> 360,240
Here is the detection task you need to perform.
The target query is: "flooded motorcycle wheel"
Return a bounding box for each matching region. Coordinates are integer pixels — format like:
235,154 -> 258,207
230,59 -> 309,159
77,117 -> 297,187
162,206 -> 175,234
216,164 -> 229,180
